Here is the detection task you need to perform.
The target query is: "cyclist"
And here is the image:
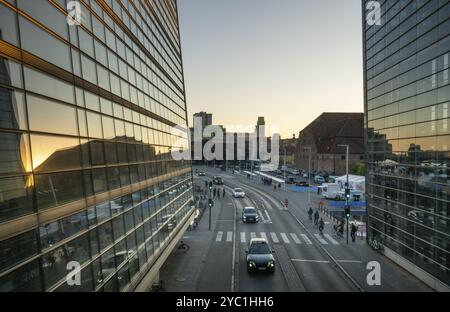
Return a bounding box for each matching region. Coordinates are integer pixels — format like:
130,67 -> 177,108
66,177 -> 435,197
314,210 -> 320,225
318,218 -> 325,235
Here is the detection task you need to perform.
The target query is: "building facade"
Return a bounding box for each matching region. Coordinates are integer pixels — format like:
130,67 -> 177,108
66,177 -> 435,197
280,135 -> 297,167
295,113 -> 365,176
0,0 -> 193,292
363,0 -> 449,290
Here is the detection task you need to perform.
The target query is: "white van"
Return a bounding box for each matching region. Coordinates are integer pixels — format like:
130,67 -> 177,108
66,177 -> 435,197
321,183 -> 340,199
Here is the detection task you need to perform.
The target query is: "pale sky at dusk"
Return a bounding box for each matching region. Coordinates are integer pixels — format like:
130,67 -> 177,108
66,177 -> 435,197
178,0 -> 364,138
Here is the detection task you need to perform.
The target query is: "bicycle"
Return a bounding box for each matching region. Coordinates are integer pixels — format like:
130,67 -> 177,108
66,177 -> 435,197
369,238 -> 384,253
332,225 -> 343,239
178,240 -> 190,252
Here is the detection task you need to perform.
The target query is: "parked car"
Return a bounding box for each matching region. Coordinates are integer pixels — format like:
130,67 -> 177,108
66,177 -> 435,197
295,180 -> 309,187
314,175 -> 325,184
246,238 -> 275,273
242,207 -> 259,223
232,188 -> 246,198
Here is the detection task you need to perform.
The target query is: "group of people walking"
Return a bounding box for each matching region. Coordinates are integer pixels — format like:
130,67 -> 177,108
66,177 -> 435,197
212,187 -> 226,199
308,207 -> 359,242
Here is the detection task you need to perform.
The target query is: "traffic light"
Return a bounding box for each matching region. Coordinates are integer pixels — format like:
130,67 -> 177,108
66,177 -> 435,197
345,188 -> 350,200
208,199 -> 214,208
344,206 -> 350,219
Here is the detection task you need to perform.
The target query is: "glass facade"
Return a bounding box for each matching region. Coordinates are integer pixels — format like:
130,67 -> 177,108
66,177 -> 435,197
363,0 -> 449,289
0,0 -> 193,291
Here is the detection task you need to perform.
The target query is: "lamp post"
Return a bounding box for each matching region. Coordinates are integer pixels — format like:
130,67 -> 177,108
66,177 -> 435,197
337,144 -> 350,244
304,147 -> 312,206
283,147 -> 287,191
208,181 -> 213,231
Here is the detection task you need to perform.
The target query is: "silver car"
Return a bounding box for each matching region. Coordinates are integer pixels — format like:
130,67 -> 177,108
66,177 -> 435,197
232,188 -> 246,198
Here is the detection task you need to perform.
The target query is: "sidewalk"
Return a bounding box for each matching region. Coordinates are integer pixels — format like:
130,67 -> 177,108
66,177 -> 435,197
159,192 -> 225,291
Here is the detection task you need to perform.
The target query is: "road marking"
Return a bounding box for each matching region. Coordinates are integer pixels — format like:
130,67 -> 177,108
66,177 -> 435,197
290,233 -> 301,244
337,260 -> 363,263
300,234 -> 312,245
260,232 -> 268,241
324,234 -> 339,245
257,210 -> 265,222
216,231 -> 223,242
240,232 -> 246,243
314,234 -> 328,244
250,232 -> 256,239
280,233 -> 290,244
226,231 -> 233,242
291,259 -> 330,263
264,210 -> 272,223
270,232 -> 279,243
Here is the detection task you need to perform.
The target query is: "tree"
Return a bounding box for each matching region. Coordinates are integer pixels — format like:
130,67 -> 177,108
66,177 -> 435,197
351,162 -> 366,176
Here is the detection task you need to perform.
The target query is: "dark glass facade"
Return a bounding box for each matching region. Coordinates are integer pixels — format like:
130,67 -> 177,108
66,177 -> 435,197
363,0 -> 449,290
0,0 -> 193,291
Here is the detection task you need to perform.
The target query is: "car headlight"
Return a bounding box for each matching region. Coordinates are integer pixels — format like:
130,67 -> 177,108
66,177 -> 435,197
243,216 -> 247,220
255,215 -> 259,219
248,261 -> 256,267
268,261 -> 274,267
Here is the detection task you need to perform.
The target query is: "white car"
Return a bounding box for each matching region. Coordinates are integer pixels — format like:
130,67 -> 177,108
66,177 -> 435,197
232,188 -> 246,198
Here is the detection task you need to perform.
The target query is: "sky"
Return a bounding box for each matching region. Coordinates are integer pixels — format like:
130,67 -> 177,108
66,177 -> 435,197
178,0 -> 364,138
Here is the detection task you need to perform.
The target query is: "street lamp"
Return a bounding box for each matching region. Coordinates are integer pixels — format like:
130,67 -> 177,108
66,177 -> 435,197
304,147 -> 312,206
283,147 -> 287,191
337,144 -> 350,245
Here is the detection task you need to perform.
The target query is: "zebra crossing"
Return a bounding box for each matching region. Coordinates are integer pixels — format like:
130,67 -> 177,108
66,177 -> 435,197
215,231 -> 340,245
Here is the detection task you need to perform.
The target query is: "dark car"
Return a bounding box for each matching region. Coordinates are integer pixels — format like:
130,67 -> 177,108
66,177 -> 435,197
295,180 -> 310,187
246,238 -> 275,273
242,207 -> 259,223
213,176 -> 223,185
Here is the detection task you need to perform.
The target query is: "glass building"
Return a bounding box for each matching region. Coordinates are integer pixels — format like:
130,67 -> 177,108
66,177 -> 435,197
0,0 -> 193,291
363,0 -> 449,290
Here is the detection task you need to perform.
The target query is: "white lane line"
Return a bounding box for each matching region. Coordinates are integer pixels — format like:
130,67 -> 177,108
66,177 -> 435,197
314,234 -> 328,244
257,210 -> 265,222
336,260 -> 363,263
250,232 -> 256,239
300,234 -> 312,245
260,232 -> 268,241
324,234 -> 339,245
290,233 -> 301,244
240,232 -> 246,243
226,231 -> 233,242
291,259 -> 330,263
280,233 -> 290,244
264,210 -> 272,223
270,232 -> 279,243
216,231 -> 223,242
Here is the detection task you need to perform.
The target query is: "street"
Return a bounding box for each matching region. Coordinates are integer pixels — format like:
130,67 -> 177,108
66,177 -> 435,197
160,166 -> 432,292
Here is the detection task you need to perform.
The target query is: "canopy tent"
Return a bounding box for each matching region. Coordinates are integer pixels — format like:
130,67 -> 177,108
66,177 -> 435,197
334,175 -> 365,192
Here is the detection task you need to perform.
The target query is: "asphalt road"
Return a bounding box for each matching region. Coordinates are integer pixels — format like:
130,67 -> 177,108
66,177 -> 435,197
163,166 -> 432,292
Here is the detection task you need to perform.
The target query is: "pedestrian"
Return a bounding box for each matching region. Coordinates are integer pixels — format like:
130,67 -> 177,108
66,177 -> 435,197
278,183 -> 281,190
222,188 -> 226,198
351,223 -> 357,242
213,188 -> 216,198
274,184 -> 277,191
